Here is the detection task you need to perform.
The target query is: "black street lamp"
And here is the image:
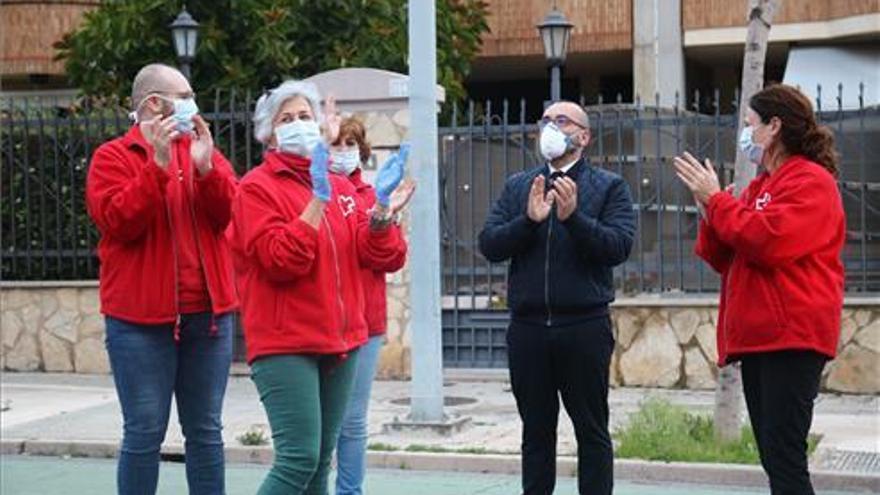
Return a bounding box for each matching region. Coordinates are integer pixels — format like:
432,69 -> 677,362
537,8 -> 573,102
169,8 -> 199,80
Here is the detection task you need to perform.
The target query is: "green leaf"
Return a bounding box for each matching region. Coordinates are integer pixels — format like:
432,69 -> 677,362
57,0 -> 488,104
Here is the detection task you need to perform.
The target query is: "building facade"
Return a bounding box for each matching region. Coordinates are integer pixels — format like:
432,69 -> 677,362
3,1 -> 878,107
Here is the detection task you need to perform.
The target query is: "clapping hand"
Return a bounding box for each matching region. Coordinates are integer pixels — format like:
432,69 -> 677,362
310,142 -> 332,202
527,176 -> 554,222
374,144 -> 410,208
190,115 -> 214,175
321,95 -> 341,144
140,115 -> 180,169
673,152 -> 721,205
553,176 -> 578,221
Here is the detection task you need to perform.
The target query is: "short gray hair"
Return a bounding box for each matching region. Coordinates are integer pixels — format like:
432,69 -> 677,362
566,101 -> 590,129
578,109 -> 591,130
546,100 -> 590,130
253,80 -> 323,144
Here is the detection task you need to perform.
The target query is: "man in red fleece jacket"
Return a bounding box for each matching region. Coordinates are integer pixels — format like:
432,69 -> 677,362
85,63 -> 238,495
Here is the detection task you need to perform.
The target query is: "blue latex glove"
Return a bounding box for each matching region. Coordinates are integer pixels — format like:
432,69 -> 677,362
310,142 -> 332,201
374,143 -> 410,207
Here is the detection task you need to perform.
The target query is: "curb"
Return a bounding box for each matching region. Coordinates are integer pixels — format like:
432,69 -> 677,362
2,439 -> 878,492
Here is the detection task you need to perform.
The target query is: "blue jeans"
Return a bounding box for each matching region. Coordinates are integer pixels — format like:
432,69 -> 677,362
105,312 -> 233,495
335,335 -> 383,495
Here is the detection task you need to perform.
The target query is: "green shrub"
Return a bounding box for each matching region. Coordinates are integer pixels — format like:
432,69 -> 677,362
367,442 -> 399,452
614,397 -> 819,464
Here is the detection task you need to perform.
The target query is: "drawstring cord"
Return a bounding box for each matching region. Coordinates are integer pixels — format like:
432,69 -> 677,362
174,314 -> 218,342
173,315 -> 181,344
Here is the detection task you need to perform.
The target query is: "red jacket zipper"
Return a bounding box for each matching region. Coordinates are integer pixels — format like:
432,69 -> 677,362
187,161 -> 218,335
322,213 -> 349,350
164,151 -> 182,343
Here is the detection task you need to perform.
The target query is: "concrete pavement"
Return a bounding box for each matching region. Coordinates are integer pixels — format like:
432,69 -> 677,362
1,371 -> 878,492
8,456 -> 863,495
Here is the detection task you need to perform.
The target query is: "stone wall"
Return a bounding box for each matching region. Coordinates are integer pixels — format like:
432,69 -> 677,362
350,105 -> 413,380
376,247 -> 412,380
610,301 -> 880,393
0,280 -> 416,378
2,283 -> 878,394
1,282 -> 107,373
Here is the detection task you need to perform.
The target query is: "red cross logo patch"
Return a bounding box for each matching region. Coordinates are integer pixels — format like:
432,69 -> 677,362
338,195 -> 356,217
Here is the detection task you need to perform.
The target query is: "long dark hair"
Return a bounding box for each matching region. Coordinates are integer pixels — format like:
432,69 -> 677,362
749,84 -> 839,176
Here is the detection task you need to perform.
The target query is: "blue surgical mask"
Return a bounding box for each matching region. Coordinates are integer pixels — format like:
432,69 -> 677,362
329,149 -> 361,175
129,94 -> 199,133
738,126 -> 764,165
275,120 -> 322,156
170,98 -> 199,133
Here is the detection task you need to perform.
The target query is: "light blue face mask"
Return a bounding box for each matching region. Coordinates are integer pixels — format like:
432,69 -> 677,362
329,149 -> 361,175
275,120 -> 322,156
170,98 -> 199,133
129,94 -> 199,133
738,125 -> 765,165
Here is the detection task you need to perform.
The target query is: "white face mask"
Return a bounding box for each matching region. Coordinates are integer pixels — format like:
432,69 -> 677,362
738,125 -> 765,165
329,149 -> 361,175
275,120 -> 322,156
539,123 -> 574,161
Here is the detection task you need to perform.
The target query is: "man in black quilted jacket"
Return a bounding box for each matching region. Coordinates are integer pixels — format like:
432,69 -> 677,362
479,101 -> 636,495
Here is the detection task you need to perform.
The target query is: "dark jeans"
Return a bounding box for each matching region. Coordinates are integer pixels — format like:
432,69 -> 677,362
741,350 -> 827,495
105,312 -> 233,495
507,316 -> 615,495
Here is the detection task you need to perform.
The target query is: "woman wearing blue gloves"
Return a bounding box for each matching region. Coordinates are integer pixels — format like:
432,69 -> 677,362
329,118 -> 415,495
227,80 -> 409,495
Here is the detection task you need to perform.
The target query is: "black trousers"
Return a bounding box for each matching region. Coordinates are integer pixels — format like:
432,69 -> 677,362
507,316 -> 615,495
740,350 -> 827,495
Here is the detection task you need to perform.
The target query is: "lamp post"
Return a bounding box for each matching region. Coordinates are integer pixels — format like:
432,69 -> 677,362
169,8 -> 199,80
408,0 -> 444,423
537,8 -> 573,102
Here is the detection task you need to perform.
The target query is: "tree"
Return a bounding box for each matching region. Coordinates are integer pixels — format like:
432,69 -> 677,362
55,0 -> 489,105
714,0 -> 780,443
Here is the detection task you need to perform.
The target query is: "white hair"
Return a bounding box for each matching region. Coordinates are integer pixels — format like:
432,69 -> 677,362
253,80 -> 323,144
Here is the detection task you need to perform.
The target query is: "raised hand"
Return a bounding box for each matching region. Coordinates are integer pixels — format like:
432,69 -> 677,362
374,144 -> 410,208
388,179 -> 417,216
190,115 -> 214,175
527,175 -> 554,222
321,95 -> 341,144
140,115 -> 180,169
310,142 -> 332,202
673,151 -> 721,205
553,176 -> 578,221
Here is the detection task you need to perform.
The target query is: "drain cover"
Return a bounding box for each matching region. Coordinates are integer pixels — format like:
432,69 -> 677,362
818,450 -> 880,473
390,396 -> 477,407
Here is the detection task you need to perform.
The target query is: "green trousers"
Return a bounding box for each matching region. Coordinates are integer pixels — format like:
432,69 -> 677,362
251,350 -> 359,495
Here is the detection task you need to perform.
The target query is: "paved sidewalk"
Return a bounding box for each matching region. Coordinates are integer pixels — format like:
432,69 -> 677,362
7,456 -> 859,495
1,371 -> 878,490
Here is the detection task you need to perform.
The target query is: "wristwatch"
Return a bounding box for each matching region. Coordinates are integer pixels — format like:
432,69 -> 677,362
369,208 -> 395,230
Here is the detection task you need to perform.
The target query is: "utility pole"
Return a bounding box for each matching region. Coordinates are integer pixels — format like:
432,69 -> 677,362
714,0 -> 780,443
